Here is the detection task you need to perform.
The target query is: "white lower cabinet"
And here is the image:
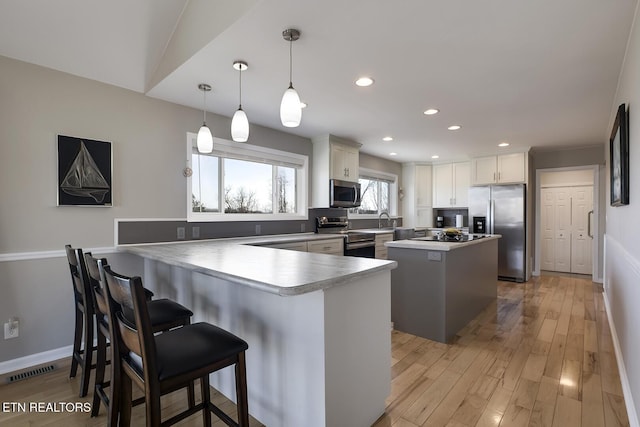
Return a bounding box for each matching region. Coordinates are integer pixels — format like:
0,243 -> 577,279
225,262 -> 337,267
375,233 -> 394,259
307,239 -> 344,255
264,241 -> 308,251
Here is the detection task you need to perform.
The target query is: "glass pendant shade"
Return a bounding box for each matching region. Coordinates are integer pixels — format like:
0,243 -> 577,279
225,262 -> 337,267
197,124 -> 213,153
231,108 -> 249,142
280,85 -> 302,127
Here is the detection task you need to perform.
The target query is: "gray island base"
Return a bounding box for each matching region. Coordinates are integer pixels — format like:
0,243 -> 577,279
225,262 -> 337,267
386,236 -> 500,343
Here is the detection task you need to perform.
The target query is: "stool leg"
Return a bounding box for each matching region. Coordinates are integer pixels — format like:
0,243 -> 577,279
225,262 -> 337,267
119,372 -> 132,427
91,326 -> 107,417
78,313 -> 94,397
235,352 -> 249,427
108,347 -> 120,427
70,305 -> 83,378
201,376 -> 212,427
187,381 -> 196,408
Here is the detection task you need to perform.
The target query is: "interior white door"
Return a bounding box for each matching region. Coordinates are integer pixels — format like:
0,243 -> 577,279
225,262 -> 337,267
570,186 -> 593,274
554,188 -> 572,273
540,189 -> 556,271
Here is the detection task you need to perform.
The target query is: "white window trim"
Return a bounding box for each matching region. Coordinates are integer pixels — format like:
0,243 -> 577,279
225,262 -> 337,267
349,167 -> 398,219
186,133 -> 308,222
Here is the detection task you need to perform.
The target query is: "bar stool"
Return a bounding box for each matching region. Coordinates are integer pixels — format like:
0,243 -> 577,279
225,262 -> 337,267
84,252 -> 194,426
65,245 -> 96,397
101,262 -> 250,427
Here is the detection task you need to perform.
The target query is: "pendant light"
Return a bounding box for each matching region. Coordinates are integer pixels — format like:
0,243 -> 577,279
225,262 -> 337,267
196,83 -> 213,153
231,61 -> 249,142
280,28 -> 302,128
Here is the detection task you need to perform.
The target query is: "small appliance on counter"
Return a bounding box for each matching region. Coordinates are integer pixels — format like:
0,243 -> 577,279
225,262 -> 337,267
436,216 -> 445,228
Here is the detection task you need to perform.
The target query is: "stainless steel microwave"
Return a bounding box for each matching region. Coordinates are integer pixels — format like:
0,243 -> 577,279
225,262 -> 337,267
330,179 -> 361,208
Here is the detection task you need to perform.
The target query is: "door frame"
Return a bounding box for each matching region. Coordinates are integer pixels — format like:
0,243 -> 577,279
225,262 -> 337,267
534,165 -> 601,282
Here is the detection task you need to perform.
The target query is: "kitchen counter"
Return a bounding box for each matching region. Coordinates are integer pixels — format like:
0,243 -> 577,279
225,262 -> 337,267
122,235 -> 393,297
387,234 -> 499,343
385,234 -> 500,251
119,236 -> 394,427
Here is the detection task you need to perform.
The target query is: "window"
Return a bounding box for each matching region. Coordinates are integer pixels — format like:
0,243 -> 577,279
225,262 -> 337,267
187,134 -> 308,221
349,168 -> 398,217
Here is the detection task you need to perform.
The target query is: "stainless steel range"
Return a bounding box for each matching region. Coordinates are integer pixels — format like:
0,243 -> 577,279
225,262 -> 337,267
316,216 -> 376,258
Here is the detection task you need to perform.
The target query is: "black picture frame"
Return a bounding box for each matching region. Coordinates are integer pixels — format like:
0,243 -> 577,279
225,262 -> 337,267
610,104 -> 629,206
57,135 -> 112,206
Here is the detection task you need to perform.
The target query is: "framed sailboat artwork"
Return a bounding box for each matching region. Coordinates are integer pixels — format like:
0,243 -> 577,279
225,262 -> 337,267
57,135 -> 112,206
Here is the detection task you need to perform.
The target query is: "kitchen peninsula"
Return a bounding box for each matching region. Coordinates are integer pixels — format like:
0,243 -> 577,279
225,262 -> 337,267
120,237 -> 396,427
386,235 -> 500,343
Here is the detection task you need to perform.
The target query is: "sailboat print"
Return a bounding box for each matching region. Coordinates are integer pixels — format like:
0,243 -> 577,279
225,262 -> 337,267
60,141 -> 110,203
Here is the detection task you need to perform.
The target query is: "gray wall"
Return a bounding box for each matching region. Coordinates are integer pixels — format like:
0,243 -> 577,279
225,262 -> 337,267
0,55 -> 311,363
603,1 -> 640,422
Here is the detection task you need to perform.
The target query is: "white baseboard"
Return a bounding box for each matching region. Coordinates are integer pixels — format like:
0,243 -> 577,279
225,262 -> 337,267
604,289 -> 640,427
0,345 -> 72,375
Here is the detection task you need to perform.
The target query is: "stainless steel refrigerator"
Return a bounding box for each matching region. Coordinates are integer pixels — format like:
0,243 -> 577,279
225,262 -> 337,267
468,184 -> 526,282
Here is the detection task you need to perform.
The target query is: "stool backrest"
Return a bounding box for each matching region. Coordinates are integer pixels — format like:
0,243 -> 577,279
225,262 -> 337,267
65,245 -> 93,313
102,265 -> 159,381
84,253 -> 109,318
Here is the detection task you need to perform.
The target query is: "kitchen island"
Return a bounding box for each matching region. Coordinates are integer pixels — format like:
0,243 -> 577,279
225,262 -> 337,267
385,235 -> 500,343
119,238 -> 396,427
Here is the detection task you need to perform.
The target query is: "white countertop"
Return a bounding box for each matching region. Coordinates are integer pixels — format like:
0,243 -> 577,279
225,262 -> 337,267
119,234 -> 396,296
385,234 -> 501,252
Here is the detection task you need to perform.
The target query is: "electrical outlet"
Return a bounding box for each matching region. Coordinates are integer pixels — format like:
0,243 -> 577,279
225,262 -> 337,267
177,227 -> 186,240
4,319 -> 19,339
255,224 -> 261,235
300,223 -> 306,233
192,227 -> 200,238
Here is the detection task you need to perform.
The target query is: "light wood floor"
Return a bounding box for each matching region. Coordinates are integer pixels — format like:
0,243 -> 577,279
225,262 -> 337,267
0,274 -> 630,427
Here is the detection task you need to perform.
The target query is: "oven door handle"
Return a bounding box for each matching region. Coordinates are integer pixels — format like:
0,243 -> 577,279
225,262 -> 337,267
346,241 -> 376,250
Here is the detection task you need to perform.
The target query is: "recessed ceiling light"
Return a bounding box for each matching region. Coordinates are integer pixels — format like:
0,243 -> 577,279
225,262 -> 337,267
448,125 -> 461,131
389,152 -> 397,156
424,109 -> 439,115
382,136 -> 393,142
300,101 -> 308,109
431,155 -> 440,159
355,77 -> 374,87
498,142 -> 510,147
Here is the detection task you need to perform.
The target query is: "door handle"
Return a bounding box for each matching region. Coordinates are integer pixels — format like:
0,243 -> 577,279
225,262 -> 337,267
588,210 -> 594,238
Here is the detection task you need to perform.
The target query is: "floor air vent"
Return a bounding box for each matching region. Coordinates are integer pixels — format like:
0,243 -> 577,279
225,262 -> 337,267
7,364 -> 56,383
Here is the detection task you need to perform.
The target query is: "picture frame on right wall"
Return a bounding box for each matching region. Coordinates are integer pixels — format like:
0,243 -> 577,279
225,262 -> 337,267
610,103 -> 629,206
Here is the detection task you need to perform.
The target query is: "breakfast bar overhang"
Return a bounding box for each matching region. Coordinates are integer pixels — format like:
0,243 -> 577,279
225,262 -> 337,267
120,239 -> 397,427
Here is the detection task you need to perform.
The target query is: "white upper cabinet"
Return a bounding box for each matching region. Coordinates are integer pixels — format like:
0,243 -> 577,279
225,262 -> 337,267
330,143 -> 359,181
415,164 -> 432,206
432,162 -> 470,207
312,135 -> 362,207
402,163 -> 432,228
471,152 -> 526,185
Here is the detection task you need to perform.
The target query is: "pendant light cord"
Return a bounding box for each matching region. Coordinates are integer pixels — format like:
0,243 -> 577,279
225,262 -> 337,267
202,89 -> 207,125
239,66 -> 243,109
289,38 -> 293,87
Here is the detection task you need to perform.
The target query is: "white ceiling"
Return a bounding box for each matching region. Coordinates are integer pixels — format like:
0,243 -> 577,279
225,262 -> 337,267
1,0 -> 637,163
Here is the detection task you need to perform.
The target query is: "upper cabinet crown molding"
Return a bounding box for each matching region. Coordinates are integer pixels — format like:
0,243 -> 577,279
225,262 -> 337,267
471,152 -> 527,185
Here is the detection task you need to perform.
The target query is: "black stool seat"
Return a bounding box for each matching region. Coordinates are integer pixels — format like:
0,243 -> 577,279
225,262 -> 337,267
125,322 -> 248,382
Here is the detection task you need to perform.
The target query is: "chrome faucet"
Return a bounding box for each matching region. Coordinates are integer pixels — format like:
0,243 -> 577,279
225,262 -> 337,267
378,211 -> 391,229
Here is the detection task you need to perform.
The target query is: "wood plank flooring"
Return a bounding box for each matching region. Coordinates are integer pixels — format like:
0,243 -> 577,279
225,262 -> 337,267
375,274 -> 629,427
0,274 -> 629,426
